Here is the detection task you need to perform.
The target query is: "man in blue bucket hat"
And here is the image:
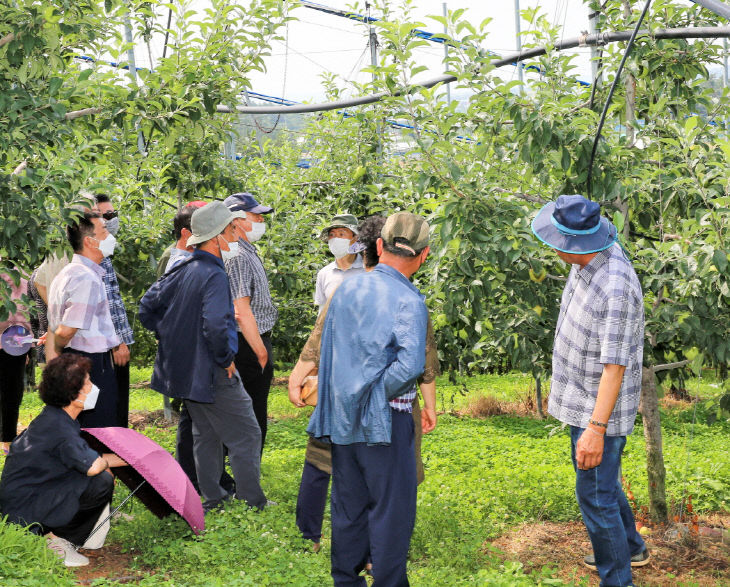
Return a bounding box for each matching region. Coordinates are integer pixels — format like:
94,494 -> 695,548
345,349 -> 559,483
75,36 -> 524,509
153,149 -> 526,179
532,195 -> 649,587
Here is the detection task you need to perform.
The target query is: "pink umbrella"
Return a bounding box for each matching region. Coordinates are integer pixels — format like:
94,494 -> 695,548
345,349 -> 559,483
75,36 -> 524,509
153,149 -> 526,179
81,427 -> 204,535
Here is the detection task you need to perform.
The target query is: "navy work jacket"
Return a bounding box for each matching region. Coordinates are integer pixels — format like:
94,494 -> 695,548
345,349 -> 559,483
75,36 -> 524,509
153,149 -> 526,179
139,250 -> 237,403
306,264 -> 427,445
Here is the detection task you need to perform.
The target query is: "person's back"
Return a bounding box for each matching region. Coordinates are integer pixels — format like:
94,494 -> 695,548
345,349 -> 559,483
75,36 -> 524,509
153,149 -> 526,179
313,265 -> 427,445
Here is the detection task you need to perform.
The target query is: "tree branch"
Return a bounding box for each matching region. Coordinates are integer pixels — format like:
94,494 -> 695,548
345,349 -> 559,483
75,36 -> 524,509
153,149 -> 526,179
65,107 -> 103,120
652,359 -> 691,373
546,273 -> 567,282
493,187 -> 547,204
11,161 -> 27,175
0,32 -> 15,49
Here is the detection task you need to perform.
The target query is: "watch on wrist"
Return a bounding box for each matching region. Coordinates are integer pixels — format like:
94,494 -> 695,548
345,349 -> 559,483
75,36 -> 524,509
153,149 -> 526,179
589,418 -> 607,428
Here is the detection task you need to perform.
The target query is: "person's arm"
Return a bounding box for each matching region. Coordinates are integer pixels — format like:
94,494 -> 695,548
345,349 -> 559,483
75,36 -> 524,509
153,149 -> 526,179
575,364 -> 625,469
382,301 -> 428,400
419,380 -> 437,433
200,273 -> 235,371
288,358 -> 317,407
46,324 -> 78,361
87,453 -> 128,476
233,296 -> 267,370
112,343 -> 130,366
36,282 -> 48,304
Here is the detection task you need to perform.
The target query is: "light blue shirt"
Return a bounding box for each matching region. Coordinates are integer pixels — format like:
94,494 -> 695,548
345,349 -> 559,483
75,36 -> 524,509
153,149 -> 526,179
306,264 -> 427,445
165,248 -> 192,274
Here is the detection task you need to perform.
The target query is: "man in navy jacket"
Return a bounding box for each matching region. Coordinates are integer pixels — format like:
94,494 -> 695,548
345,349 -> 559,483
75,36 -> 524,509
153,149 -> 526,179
139,202 -> 268,511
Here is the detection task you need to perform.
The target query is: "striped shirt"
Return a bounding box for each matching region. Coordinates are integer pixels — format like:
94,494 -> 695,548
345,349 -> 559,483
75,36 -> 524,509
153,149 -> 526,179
48,254 -> 120,354
548,243 -> 644,436
100,257 -> 134,346
224,239 -> 278,334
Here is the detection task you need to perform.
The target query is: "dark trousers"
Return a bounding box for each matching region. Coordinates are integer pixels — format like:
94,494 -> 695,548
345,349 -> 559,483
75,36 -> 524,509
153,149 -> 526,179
0,349 -> 27,442
46,472 -> 114,546
296,461 -> 331,542
330,410 -> 417,587
65,349 -> 118,428
114,361 -> 130,428
176,405 -> 235,495
233,332 -> 273,451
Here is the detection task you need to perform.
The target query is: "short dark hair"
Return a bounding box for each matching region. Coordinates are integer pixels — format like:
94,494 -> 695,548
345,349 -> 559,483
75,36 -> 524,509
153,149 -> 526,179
67,210 -> 101,253
93,194 -> 111,205
383,238 -> 426,258
357,215 -> 387,269
39,354 -> 92,408
173,206 -> 197,240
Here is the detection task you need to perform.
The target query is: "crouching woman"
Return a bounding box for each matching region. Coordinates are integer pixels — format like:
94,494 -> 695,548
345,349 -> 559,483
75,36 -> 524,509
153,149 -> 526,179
0,354 -> 127,567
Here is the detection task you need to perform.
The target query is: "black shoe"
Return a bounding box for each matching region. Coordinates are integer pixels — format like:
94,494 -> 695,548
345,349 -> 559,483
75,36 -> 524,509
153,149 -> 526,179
202,494 -> 232,515
583,549 -> 650,571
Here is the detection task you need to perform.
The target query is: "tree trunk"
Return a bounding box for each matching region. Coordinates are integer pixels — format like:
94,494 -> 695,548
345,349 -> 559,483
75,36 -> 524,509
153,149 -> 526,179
535,376 -> 544,419
638,366 -> 668,523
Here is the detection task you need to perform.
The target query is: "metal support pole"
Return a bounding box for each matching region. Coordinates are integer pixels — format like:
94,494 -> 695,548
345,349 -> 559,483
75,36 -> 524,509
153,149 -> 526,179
514,0 -> 524,91
367,10 -> 382,156
724,38 -> 728,88
443,2 -> 451,104
123,14 -> 146,156
588,7 -> 602,86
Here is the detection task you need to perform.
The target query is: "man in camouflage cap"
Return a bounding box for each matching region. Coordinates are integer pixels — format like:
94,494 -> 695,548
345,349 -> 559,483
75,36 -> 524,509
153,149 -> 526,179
307,211 -> 430,586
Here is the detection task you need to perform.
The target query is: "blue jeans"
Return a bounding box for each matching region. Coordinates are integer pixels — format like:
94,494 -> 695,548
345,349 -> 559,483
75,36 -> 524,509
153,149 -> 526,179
570,427 -> 645,587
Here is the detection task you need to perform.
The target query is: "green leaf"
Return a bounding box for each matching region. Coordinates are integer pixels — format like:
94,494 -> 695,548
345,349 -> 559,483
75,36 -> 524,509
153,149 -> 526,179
712,249 -> 727,274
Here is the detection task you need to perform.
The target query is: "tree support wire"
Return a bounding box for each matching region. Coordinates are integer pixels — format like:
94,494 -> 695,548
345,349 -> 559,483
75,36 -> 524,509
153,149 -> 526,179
217,26 -> 730,115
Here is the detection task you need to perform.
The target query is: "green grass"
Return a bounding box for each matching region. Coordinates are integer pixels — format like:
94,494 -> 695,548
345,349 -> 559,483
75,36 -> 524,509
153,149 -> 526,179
2,373 -> 728,585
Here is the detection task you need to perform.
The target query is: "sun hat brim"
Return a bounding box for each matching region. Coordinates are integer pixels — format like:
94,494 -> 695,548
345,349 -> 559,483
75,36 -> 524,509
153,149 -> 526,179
531,201 -> 618,254
186,219 -> 233,247
319,223 -> 359,242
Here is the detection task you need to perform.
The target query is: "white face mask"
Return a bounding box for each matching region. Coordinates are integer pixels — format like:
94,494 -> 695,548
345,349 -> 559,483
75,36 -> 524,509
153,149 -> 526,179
221,240 -> 239,262
328,237 -> 351,259
246,221 -> 266,243
96,234 -> 116,257
82,384 -> 100,411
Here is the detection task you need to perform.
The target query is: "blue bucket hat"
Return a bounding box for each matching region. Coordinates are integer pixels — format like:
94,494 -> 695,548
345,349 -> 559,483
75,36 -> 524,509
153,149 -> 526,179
531,194 -> 617,254
223,192 -> 274,215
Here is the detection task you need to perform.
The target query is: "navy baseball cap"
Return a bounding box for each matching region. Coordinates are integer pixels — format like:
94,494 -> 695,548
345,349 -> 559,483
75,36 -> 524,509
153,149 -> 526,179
223,192 -> 274,215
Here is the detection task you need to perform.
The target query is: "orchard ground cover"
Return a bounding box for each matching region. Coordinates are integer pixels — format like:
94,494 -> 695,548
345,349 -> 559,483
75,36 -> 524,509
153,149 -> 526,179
0,370 -> 727,586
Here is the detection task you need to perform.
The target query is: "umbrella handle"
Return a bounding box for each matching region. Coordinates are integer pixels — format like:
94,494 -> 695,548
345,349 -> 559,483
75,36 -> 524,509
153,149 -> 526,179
82,479 -> 146,547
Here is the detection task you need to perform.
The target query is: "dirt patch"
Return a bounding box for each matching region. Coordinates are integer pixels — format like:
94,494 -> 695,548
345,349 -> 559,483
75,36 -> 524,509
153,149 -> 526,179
72,543 -> 152,585
128,409 -> 178,430
462,393 -> 549,419
487,516 -> 730,585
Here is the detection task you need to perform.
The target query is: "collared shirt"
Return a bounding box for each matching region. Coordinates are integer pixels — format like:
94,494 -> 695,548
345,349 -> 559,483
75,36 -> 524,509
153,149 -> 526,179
48,254 -> 120,354
548,243 -> 644,436
307,264 -> 428,445
224,239 -> 278,334
165,248 -> 192,273
314,255 -> 365,310
100,257 -> 134,346
0,405 -> 100,528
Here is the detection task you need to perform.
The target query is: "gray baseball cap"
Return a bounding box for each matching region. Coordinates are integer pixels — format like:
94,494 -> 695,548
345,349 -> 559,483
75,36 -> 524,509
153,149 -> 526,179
186,201 -> 234,247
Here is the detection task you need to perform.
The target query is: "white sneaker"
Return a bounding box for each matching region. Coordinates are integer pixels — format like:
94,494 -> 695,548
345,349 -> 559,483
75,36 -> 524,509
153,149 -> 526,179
47,536 -> 90,567
82,503 -> 110,550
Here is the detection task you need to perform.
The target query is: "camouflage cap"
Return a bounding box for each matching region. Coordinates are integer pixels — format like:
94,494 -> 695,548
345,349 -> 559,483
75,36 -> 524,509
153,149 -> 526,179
319,213 -> 359,242
381,211 -> 429,255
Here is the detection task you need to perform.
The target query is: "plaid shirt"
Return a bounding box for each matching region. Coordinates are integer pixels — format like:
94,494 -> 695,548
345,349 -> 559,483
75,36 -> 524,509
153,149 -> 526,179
48,255 -> 120,353
548,244 -> 644,436
225,239 -> 278,334
100,257 -> 134,345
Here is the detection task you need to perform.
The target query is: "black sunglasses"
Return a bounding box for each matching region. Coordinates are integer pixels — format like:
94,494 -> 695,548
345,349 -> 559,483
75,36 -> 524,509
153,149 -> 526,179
101,210 -> 118,220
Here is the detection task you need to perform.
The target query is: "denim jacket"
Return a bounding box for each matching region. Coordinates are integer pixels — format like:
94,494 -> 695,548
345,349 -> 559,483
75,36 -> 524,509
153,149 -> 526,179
139,250 -> 237,403
306,264 -> 427,445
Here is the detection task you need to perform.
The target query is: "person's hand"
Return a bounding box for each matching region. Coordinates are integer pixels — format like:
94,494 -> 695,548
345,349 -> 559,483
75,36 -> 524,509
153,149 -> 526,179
256,349 -> 268,371
112,343 -> 130,366
37,333 -> 47,346
421,406 -> 437,434
226,362 -> 236,379
576,427 -> 604,470
288,376 -> 305,408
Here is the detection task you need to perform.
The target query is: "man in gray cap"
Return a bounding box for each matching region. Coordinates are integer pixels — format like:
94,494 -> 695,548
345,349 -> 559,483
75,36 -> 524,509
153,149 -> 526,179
307,211 -> 430,586
139,201 -> 268,512
314,213 -> 365,312
531,194 -> 647,586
